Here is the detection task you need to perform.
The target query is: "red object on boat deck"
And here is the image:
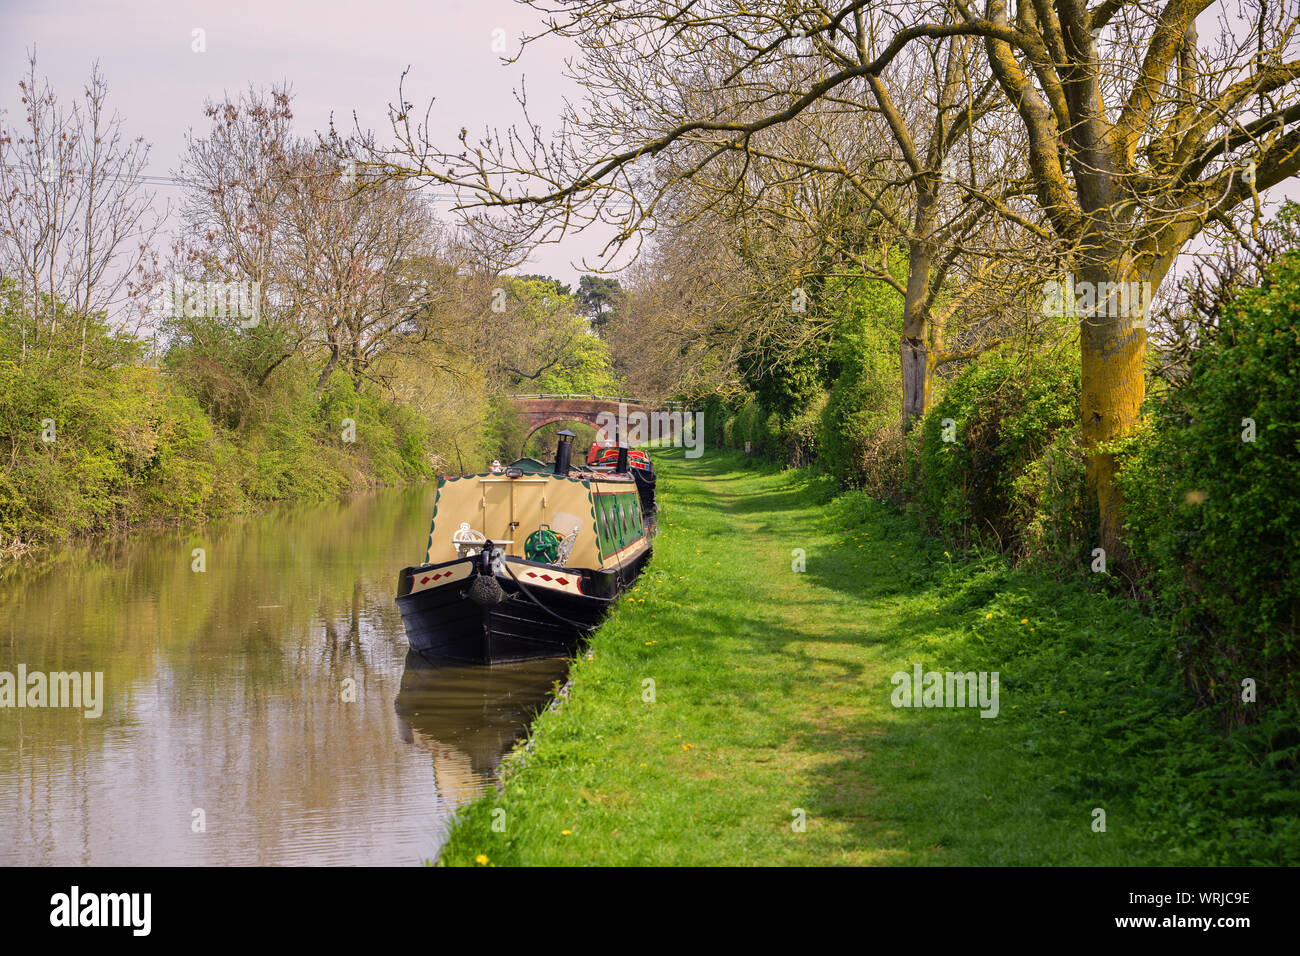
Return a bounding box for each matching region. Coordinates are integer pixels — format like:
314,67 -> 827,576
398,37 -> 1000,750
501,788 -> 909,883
586,442 -> 650,470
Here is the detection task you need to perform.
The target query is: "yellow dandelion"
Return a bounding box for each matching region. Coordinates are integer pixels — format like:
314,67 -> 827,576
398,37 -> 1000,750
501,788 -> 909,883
561,829 -> 572,836
1020,618 -> 1028,624
475,854 -> 489,866
1058,710 -> 1067,714
985,613 -> 993,619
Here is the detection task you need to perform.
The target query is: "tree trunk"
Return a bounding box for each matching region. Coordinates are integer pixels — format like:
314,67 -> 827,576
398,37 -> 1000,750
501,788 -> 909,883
350,338 -> 363,390
1077,258 -> 1148,562
899,225 -> 935,430
315,346 -> 340,392
901,336 -> 932,425
257,350 -> 294,388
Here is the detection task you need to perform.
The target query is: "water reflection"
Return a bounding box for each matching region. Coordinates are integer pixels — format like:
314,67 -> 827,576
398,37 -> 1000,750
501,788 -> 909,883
395,652 -> 569,814
0,484 -> 568,866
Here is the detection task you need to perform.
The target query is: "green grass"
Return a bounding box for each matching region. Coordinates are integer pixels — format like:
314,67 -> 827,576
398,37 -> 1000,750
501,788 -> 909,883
437,449 -> 1298,866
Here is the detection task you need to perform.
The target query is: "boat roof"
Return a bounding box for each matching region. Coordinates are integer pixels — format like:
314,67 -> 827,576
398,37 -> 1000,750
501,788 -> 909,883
507,456 -> 551,474
439,468 -> 635,485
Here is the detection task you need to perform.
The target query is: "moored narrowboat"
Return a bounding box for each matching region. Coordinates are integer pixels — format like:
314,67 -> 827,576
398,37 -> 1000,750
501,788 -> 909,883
395,431 -> 653,664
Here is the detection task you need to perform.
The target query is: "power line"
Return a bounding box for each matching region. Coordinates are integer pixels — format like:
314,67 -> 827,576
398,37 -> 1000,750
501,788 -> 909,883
3,162 -> 640,210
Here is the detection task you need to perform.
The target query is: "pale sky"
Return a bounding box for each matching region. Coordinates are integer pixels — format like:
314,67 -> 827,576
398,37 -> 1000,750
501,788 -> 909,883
2,1 -> 1294,302
0,0 -> 623,291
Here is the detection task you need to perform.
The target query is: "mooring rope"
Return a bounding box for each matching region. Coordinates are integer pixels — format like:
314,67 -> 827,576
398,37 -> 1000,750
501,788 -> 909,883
500,558 -> 602,633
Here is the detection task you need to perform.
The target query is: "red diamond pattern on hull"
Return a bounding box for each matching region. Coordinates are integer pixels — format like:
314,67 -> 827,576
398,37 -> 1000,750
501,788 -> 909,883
521,570 -> 571,587
419,576 -> 430,584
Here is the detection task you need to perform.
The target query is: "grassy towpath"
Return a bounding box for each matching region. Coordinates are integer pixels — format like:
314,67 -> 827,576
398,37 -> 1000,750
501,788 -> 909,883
438,449 -> 1287,866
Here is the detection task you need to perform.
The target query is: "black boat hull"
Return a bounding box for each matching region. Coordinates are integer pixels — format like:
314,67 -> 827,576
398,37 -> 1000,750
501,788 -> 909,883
396,548 -> 652,665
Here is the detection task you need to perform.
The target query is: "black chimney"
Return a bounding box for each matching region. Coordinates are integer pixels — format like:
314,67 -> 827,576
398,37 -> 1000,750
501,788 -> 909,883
616,442 -> 630,473
554,429 -> 575,475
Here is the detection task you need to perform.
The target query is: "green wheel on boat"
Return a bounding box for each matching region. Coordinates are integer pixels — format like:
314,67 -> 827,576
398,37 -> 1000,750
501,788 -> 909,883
525,526 -> 562,563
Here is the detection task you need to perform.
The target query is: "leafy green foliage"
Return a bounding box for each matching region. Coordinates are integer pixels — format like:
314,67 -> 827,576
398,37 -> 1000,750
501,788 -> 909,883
514,274 -> 571,297
1116,247 -> 1300,737
1008,423 -> 1092,568
479,396 -> 530,465
0,284 -> 435,555
917,348 -> 1081,552
816,276 -> 903,485
494,275 -> 623,398
0,357 -> 229,544
532,330 -> 621,396
576,274 -> 623,334
0,280 -> 145,370
717,274 -> 905,470
736,333 -> 827,420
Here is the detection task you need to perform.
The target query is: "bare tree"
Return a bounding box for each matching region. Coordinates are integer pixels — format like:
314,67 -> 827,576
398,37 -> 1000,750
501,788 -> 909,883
0,54 -> 162,365
970,0 -> 1300,554
277,143 -> 447,390
173,85 -> 301,385
348,0 -> 1300,556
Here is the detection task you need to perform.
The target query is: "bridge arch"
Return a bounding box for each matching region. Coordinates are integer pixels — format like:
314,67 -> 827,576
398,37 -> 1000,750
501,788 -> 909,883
507,394 -> 686,447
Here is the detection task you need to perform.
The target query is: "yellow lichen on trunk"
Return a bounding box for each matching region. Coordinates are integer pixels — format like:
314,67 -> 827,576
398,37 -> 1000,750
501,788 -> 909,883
1079,266 -> 1149,561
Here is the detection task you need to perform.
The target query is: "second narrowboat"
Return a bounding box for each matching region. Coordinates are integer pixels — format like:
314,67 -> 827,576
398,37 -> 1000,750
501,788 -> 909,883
587,440 -> 657,518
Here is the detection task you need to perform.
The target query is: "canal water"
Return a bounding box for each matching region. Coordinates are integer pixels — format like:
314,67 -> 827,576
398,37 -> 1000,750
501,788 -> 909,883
0,484 -> 568,865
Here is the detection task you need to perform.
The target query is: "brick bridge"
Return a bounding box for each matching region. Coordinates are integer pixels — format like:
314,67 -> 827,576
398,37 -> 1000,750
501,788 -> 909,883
508,394 -> 687,443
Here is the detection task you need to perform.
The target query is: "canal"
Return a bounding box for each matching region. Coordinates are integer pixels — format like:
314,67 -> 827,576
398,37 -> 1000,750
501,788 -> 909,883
0,484 -> 567,865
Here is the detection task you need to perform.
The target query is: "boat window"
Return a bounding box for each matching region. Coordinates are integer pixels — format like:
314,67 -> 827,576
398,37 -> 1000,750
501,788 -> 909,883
599,497 -> 612,552
604,496 -> 618,550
